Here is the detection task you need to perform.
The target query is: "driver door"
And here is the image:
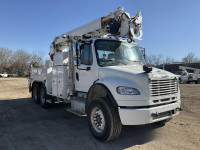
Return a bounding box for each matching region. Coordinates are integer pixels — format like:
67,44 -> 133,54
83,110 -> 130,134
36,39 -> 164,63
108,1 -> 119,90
180,72 -> 188,83
74,43 -> 97,92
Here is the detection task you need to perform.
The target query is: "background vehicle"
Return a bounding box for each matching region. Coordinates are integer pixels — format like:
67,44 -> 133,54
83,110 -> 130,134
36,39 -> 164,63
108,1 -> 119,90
179,66 -> 200,84
0,72 -> 8,78
29,8 -> 181,141
175,71 -> 189,83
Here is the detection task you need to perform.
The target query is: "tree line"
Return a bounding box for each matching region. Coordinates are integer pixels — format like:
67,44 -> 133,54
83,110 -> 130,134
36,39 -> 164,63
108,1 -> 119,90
0,46 -> 199,76
0,47 -> 44,76
145,52 -> 200,66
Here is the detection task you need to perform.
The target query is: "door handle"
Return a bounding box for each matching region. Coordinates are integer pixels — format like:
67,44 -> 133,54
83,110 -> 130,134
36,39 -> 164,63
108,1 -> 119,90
77,66 -> 91,71
76,72 -> 79,81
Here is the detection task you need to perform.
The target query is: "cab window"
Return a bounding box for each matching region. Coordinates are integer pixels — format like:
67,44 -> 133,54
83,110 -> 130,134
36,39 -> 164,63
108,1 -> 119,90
80,44 -> 93,65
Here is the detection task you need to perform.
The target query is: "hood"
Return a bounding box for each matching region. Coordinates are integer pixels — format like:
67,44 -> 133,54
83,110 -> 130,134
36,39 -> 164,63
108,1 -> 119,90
99,64 -> 148,84
98,64 -> 150,101
99,64 -> 177,81
98,64 -> 177,98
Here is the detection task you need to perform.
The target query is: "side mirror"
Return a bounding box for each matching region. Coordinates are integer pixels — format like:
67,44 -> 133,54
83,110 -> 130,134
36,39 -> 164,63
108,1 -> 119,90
74,58 -> 80,66
73,42 -> 81,66
143,65 -> 152,73
73,42 -> 81,58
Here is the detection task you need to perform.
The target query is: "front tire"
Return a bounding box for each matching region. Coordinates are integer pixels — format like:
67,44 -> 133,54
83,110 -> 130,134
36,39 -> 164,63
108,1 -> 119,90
179,78 -> 182,84
195,79 -> 200,84
87,98 -> 122,142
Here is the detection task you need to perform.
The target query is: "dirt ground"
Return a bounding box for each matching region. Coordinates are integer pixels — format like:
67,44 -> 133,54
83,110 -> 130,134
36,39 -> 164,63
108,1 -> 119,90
0,78 -> 199,150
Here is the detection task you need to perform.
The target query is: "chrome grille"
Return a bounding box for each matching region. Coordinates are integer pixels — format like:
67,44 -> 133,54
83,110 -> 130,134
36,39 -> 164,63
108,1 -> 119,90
149,79 -> 178,96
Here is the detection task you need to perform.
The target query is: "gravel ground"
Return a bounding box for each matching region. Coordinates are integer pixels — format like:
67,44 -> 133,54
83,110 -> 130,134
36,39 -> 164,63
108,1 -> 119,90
0,78 -> 199,150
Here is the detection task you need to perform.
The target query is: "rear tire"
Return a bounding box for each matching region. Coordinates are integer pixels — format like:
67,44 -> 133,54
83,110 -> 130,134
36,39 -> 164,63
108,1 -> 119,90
87,98 -> 122,142
32,84 -> 40,104
39,86 -> 49,108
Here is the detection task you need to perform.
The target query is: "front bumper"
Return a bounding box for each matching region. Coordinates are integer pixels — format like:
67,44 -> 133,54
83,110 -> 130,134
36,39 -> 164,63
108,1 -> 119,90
118,101 -> 181,125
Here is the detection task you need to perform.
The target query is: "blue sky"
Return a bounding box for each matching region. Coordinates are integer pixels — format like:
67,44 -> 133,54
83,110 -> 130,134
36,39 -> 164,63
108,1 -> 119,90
0,0 -> 199,60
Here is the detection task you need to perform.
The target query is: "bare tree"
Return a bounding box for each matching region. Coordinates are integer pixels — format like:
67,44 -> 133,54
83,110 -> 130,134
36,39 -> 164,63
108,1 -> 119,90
31,50 -> 44,66
163,56 -> 175,64
0,47 -> 13,73
145,54 -> 154,65
146,54 -> 164,66
0,47 -> 45,76
146,53 -> 176,66
11,50 -> 31,76
182,52 -> 200,64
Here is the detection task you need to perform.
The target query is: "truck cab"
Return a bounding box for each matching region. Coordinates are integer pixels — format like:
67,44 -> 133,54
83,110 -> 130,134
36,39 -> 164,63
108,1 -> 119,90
75,37 -> 181,121
178,71 -> 189,83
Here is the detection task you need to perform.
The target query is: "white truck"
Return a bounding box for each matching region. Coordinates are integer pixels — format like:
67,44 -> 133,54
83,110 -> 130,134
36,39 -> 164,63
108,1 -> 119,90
29,8 -> 181,141
0,72 -> 8,78
179,66 -> 200,84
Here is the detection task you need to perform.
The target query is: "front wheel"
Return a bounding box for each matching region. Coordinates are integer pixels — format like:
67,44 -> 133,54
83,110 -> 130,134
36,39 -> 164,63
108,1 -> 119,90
87,98 -> 122,142
179,78 -> 182,84
195,79 -> 200,84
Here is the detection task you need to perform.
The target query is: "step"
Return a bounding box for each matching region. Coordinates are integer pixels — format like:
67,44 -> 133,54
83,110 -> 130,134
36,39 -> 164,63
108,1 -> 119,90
67,108 -> 87,117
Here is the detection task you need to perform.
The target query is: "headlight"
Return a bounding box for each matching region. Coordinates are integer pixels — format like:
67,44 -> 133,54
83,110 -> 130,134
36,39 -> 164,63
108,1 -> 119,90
116,86 -> 140,95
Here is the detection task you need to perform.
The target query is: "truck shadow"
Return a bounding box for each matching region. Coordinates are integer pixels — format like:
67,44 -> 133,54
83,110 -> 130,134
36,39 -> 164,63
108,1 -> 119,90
0,98 -> 161,150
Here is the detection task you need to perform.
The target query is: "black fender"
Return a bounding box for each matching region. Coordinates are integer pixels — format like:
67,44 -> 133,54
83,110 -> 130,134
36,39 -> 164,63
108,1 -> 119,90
31,80 -> 47,92
86,83 -> 118,111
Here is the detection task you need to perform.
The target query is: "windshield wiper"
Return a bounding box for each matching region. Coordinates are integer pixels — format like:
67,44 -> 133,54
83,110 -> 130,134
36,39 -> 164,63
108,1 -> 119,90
116,60 -> 127,65
126,60 -> 142,64
100,59 -> 127,65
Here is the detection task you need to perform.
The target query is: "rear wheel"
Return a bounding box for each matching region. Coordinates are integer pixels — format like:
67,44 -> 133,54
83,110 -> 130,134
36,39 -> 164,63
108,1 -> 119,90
39,86 -> 49,108
87,98 -> 122,142
32,84 -> 40,103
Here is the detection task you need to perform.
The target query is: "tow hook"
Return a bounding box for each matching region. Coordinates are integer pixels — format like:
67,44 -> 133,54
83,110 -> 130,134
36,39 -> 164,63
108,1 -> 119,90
176,107 -> 182,111
151,112 -> 159,118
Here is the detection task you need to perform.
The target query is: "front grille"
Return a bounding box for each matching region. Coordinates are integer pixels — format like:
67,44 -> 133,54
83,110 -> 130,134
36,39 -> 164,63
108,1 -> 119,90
149,79 -> 178,96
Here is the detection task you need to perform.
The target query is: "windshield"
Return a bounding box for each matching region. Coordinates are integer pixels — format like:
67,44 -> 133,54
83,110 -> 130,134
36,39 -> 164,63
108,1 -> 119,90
95,40 -> 146,67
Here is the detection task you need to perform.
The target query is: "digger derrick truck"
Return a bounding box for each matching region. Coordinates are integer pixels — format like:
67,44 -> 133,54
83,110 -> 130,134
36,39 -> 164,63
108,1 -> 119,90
179,66 -> 200,84
29,7 -> 181,141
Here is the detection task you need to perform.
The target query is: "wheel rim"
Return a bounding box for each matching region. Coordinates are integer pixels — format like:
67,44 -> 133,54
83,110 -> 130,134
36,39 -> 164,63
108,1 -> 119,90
41,89 -> 45,104
90,106 -> 105,133
33,87 -> 37,100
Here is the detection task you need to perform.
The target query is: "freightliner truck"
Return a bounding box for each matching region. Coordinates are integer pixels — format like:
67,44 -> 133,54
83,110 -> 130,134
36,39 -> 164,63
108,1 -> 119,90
29,7 -> 181,141
179,66 -> 200,84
